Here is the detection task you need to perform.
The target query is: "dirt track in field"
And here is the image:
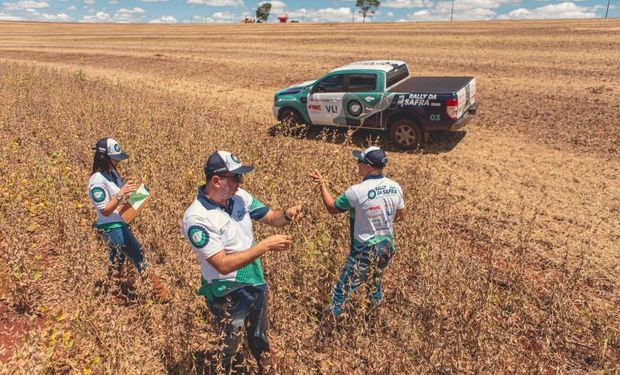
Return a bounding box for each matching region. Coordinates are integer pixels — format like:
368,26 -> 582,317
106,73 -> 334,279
2,19 -> 617,280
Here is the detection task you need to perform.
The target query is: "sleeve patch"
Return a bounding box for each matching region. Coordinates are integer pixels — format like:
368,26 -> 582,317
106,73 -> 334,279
188,225 -> 210,248
90,187 -> 107,203
334,193 -> 352,212
249,197 -> 269,220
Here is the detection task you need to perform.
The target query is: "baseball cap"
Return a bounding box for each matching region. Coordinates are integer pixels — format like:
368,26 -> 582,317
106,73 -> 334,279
204,151 -> 254,177
94,137 -> 129,161
352,146 -> 388,168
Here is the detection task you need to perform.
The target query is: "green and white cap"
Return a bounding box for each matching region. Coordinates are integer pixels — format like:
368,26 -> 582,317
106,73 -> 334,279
94,137 -> 129,161
204,151 -> 254,176
352,146 -> 388,168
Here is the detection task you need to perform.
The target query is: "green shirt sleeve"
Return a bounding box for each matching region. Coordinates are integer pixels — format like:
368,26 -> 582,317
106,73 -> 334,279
249,196 -> 269,220
334,193 -> 352,212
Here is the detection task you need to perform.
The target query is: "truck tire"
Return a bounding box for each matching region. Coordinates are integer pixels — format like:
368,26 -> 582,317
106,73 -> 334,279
280,108 -> 303,126
278,108 -> 308,135
390,119 -> 422,150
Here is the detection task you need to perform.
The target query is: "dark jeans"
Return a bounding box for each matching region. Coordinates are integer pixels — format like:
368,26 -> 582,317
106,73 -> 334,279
206,284 -> 270,373
331,242 -> 395,316
101,224 -> 147,273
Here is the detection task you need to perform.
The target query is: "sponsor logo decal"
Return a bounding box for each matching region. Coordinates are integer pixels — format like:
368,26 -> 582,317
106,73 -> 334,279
308,104 -> 321,111
188,225 -> 209,248
91,187 -> 106,203
368,185 -> 398,199
231,154 -> 241,163
364,96 -> 374,103
326,105 -> 338,113
113,144 -> 121,152
396,93 -> 437,107
348,100 -> 363,117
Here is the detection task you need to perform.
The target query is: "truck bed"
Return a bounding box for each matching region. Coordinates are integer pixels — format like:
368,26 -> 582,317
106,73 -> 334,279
389,76 -> 474,94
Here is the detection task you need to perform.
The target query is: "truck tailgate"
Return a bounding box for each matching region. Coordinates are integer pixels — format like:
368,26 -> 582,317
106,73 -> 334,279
389,76 -> 477,120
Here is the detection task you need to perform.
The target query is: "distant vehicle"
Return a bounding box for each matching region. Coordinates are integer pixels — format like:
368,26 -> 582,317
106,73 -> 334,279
272,60 -> 477,149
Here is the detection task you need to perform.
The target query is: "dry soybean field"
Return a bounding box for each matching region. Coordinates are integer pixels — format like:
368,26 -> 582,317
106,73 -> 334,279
0,19 -> 619,373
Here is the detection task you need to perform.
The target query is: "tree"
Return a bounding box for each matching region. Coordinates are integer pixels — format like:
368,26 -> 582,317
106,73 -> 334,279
356,0 -> 380,23
256,3 -> 272,23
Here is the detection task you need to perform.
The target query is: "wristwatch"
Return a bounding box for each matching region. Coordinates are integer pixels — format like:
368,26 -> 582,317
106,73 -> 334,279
114,193 -> 124,202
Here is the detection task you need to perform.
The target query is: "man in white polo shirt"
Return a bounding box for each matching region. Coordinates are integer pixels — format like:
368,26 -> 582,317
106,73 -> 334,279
310,146 -> 406,324
182,150 -> 301,374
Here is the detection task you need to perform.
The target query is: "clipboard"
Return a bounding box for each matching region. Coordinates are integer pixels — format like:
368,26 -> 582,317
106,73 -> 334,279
119,184 -> 152,223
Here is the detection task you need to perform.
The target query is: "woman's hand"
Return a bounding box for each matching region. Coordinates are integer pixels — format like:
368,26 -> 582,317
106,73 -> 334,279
118,180 -> 138,199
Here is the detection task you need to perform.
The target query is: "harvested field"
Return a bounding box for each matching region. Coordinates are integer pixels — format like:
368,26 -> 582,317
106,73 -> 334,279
0,19 -> 618,373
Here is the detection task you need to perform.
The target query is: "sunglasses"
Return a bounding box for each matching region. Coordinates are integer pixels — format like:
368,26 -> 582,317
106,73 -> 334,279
218,174 -> 243,182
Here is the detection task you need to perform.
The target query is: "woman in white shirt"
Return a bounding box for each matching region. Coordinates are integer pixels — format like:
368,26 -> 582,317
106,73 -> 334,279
88,137 -> 168,300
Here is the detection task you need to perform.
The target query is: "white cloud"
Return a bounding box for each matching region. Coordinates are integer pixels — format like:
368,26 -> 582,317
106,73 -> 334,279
211,11 -> 234,21
80,10 -> 111,21
80,7 -> 146,22
0,11 -> 24,19
287,7 -> 353,22
142,0 -> 167,2
3,1 -> 49,11
387,11 -> 394,16
67,5 -> 76,10
149,14 -> 177,22
384,0 -> 433,8
397,0 -> 520,21
38,11 -> 71,21
117,7 -> 145,14
498,1 -> 595,19
186,0 -> 243,6
83,0 -> 95,4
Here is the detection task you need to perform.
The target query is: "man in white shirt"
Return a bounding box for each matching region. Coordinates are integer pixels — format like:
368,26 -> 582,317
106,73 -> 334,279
182,150 -> 301,374
310,146 -> 406,324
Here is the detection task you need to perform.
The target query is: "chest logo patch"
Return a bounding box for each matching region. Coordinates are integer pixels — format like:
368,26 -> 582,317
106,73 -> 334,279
188,225 -> 209,248
367,190 -> 377,199
91,187 -> 106,203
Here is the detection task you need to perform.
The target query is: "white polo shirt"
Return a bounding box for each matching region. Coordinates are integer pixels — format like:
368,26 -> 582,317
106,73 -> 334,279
182,186 -> 269,300
334,174 -> 404,248
87,170 -> 125,230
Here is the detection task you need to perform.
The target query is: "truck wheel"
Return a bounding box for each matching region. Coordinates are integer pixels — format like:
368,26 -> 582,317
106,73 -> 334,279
279,109 -> 308,135
280,109 -> 302,126
390,119 -> 422,150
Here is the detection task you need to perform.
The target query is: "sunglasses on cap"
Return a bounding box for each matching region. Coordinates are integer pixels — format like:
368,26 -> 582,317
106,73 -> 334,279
217,173 -> 243,183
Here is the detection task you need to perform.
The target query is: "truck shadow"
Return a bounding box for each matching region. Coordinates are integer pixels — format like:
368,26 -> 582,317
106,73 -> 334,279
267,125 -> 466,154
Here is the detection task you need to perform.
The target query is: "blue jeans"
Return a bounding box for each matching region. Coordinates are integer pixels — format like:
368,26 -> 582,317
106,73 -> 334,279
101,224 -> 147,273
331,242 -> 395,316
206,284 -> 270,372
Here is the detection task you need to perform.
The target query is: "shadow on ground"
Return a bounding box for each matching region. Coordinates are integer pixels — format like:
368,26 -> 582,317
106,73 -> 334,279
267,125 -> 466,154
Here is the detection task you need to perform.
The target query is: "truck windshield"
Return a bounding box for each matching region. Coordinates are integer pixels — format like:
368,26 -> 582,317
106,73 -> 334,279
386,65 -> 409,89
348,74 -> 377,92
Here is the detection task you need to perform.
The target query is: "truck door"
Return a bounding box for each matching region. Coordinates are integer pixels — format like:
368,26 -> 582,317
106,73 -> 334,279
307,74 -> 345,126
343,73 -> 383,128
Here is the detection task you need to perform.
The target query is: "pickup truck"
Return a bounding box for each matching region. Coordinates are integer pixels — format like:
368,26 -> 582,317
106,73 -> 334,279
272,60 -> 477,149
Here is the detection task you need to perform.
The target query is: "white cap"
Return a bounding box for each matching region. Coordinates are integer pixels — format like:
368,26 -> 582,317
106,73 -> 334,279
94,137 -> 129,161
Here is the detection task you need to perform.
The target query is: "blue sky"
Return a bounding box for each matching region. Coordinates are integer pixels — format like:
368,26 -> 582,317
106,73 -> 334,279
0,0 -> 616,23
